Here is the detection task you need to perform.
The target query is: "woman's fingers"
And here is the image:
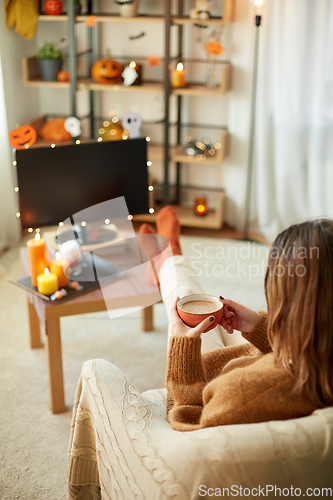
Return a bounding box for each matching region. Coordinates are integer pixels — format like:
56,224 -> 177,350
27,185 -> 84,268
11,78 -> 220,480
188,316 -> 215,338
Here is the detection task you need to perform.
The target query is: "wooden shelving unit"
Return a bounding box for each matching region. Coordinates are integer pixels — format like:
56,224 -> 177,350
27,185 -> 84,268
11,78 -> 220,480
26,0 -> 235,230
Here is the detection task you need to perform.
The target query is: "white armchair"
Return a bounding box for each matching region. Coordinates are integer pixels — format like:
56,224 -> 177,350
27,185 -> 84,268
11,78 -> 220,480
68,359 -> 333,500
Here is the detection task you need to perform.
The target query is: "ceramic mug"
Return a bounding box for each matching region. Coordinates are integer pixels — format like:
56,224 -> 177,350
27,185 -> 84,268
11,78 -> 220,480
177,294 -> 223,332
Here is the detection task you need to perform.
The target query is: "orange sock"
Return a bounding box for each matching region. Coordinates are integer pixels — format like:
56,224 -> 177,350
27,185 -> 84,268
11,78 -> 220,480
156,205 -> 182,256
138,223 -> 160,288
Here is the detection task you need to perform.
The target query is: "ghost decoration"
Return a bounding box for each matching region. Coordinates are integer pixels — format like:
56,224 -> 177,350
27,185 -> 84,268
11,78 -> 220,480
122,113 -> 142,139
122,66 -> 138,87
64,117 -> 81,138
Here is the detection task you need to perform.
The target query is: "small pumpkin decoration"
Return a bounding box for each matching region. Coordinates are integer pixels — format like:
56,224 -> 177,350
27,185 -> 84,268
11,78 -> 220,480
85,15 -> 97,27
206,41 -> 224,56
57,70 -> 70,83
99,122 -> 126,141
147,56 -> 161,67
9,125 -> 37,149
40,118 -> 72,143
44,0 -> 63,15
91,51 -> 124,84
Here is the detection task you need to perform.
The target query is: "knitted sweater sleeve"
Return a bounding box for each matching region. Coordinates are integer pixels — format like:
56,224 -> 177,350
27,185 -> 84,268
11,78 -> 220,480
166,312 -> 278,431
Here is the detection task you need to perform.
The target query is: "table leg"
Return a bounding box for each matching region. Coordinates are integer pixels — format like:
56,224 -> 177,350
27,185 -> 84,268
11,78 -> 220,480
45,317 -> 66,414
27,298 -> 43,348
141,305 -> 154,332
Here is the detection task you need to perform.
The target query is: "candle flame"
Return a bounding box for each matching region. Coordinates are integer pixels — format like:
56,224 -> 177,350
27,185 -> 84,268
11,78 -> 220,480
177,62 -> 184,71
44,268 -> 49,275
129,61 -> 136,68
56,251 -> 61,261
35,233 -> 41,241
197,204 -> 206,213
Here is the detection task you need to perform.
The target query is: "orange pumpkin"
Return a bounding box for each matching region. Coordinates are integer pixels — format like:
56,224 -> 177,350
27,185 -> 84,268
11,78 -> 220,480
206,41 -> 224,56
99,122 -> 125,141
147,56 -> 161,67
44,0 -> 63,15
85,15 -> 97,27
9,125 -> 37,149
57,70 -> 70,82
40,118 -> 72,143
91,57 -> 123,84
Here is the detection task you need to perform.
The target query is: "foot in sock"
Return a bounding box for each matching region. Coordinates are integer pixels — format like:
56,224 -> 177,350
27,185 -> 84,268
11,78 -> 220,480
156,205 -> 182,256
138,223 -> 160,288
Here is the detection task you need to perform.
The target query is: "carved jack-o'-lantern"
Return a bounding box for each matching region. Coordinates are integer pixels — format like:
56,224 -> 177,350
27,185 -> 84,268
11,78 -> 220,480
91,55 -> 124,84
9,125 -> 37,149
205,41 -> 224,56
57,70 -> 70,82
44,0 -> 63,15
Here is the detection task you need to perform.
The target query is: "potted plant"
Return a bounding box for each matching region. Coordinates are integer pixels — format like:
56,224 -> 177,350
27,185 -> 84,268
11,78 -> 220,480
36,42 -> 64,82
115,0 -> 139,18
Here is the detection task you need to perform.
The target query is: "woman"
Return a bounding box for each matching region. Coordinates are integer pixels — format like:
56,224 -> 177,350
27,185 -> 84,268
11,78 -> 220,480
140,207 -> 333,431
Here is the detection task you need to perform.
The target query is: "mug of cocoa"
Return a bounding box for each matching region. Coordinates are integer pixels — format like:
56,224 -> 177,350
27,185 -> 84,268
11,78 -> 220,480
177,294 -> 223,332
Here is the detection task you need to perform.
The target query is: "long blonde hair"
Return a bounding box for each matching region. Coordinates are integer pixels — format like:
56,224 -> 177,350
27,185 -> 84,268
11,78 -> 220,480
265,219 -> 333,406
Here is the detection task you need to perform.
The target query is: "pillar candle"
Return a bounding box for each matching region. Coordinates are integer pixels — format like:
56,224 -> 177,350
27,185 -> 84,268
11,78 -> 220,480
49,252 -> 70,288
171,62 -> 187,88
37,268 -> 59,296
27,234 -> 49,288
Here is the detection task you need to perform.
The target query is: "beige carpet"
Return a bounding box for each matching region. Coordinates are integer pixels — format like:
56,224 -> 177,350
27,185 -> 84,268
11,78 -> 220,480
0,235 -> 269,500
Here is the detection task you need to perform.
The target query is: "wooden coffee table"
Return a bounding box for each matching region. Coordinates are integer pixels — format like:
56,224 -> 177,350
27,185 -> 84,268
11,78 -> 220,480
21,248 -> 159,414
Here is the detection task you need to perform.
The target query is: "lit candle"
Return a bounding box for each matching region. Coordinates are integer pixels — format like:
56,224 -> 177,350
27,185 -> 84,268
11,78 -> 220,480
194,197 -> 208,216
171,62 -> 187,88
37,268 -> 59,296
27,233 -> 49,288
49,252 -> 70,288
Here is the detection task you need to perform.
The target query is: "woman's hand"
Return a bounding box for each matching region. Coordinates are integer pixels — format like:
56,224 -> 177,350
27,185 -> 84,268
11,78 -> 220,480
170,297 -> 215,338
219,297 -> 260,334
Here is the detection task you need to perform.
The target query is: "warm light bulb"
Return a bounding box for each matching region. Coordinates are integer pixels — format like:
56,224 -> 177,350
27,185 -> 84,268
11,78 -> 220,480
76,140 -> 81,145
148,185 -> 154,191
56,251 -> 61,261
103,121 -> 110,127
197,204 -> 205,213
149,208 -> 155,214
35,233 -> 41,241
147,161 -> 152,166
51,143 -> 55,148
127,215 -> 133,220
112,117 -> 118,123
14,187 -> 19,192
44,268 -> 49,275
81,221 -> 87,227
105,219 -> 110,225
97,137 -> 103,142
13,161 -> 17,166
129,61 -> 136,68
177,62 -> 184,71
28,228 -> 33,233
146,136 -> 151,142
99,128 -> 105,134
16,212 -> 20,218
35,228 -> 40,233
59,222 -> 64,227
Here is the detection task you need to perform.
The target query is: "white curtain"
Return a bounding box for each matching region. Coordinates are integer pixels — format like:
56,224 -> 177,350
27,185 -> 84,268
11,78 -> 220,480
0,53 -> 20,253
255,0 -> 333,241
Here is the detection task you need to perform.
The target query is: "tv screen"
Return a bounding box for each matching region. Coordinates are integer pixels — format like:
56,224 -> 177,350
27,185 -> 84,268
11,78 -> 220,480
16,138 -> 149,228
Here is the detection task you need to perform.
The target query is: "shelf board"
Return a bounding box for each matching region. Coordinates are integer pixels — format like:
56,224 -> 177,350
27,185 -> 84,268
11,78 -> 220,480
77,79 -> 165,93
38,14 -> 227,24
134,194 -> 225,229
172,17 -> 225,26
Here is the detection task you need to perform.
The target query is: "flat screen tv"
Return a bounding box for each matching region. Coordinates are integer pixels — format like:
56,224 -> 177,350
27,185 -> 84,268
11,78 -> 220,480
16,138 -> 149,228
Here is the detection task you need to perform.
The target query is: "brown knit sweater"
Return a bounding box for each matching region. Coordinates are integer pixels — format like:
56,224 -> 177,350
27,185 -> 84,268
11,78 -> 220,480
166,312 -> 317,431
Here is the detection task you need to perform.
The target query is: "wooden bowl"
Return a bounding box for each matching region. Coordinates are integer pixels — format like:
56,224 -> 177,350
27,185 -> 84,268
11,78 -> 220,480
177,294 -> 223,332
